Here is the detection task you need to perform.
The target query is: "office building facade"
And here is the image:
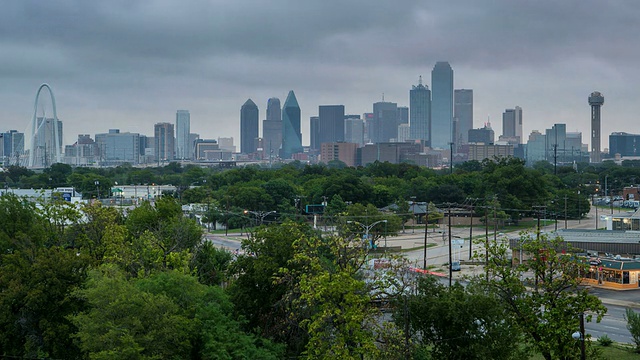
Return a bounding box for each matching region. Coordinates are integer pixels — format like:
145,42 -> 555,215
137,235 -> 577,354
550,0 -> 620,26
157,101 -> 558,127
468,124 -> 495,144
610,132 -> 640,157
344,116 -> 364,146
154,122 -> 175,162
454,89 -> 473,145
95,129 -> 141,165
175,110 -> 190,160
409,77 -> 431,143
263,97 -> 282,158
431,61 -> 454,149
502,106 -> 523,143
318,105 -> 345,145
281,90 -> 303,158
240,99 -> 259,154
372,101 -> 398,143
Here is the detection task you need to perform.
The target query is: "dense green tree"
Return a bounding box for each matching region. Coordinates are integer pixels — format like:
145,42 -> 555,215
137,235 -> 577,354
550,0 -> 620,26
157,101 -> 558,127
482,233 -> 607,360
191,241 -> 233,286
398,276 -> 526,360
625,308 -> 640,352
73,266 -> 281,359
394,197 -> 412,233
0,193 -> 44,253
228,221 -> 315,356
283,234 -> 380,359
0,246 -> 90,359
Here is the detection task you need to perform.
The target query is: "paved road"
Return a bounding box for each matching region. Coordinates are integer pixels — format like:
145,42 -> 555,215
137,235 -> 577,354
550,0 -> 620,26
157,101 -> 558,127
586,304 -> 634,343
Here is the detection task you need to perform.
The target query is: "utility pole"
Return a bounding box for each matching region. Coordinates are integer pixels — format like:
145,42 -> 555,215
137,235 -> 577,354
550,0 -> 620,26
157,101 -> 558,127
449,142 -> 454,174
448,204 -> 453,288
564,195 -> 568,229
493,197 -> 498,245
468,199 -> 474,260
485,205 -> 489,281
423,205 -> 429,270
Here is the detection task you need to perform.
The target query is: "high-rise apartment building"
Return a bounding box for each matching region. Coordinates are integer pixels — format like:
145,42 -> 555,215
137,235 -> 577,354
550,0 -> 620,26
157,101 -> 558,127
154,122 -> 174,162
454,89 -> 473,145
281,90 -> 302,158
409,76 -> 431,143
502,106 -> 523,143
175,110 -> 190,160
431,61 -> 454,149
372,101 -> 398,143
589,91 -> 604,163
263,97 -> 282,158
318,105 -> 345,146
240,99 -> 259,154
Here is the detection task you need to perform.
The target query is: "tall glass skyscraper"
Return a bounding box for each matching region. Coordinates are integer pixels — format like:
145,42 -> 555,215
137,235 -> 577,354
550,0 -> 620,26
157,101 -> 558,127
409,76 -> 431,143
454,89 -> 473,145
281,90 -> 302,158
175,110 -> 190,159
240,99 -> 259,154
431,62 -> 454,149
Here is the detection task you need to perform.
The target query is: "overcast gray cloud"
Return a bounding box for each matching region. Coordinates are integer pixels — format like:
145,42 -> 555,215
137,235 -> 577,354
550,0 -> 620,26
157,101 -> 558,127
1,0 -> 638,149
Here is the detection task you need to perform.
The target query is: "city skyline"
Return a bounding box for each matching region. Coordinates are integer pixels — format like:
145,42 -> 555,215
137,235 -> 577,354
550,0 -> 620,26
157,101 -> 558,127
1,1 -> 638,151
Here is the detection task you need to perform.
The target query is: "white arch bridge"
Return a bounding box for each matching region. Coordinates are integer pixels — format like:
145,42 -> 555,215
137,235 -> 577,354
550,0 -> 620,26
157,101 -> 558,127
28,83 -> 62,168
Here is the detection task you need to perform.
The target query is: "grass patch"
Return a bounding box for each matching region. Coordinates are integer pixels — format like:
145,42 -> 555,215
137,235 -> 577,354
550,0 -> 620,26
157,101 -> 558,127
528,343 -> 639,359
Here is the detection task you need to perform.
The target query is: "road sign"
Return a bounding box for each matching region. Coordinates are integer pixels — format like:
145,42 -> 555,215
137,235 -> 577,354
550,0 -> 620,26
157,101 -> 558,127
451,239 -> 465,246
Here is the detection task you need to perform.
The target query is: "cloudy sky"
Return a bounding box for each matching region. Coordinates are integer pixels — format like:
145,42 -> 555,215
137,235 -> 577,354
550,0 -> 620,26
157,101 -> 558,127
1,0 -> 638,150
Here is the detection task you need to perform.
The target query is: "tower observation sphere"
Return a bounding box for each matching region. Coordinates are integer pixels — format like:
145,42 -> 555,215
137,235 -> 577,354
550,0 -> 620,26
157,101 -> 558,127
589,91 -> 604,163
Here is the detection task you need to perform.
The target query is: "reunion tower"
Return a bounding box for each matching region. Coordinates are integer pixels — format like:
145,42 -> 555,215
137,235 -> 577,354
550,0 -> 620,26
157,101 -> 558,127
589,91 -> 604,163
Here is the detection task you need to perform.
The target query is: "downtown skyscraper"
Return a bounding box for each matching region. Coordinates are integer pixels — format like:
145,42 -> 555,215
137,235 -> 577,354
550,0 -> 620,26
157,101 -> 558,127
502,106 -> 523,143
409,76 -> 431,143
240,99 -> 259,154
263,97 -> 282,158
154,122 -> 174,163
318,105 -> 345,145
175,110 -> 190,160
454,89 -> 473,145
281,90 -> 302,158
372,101 -> 398,143
431,62 -> 454,149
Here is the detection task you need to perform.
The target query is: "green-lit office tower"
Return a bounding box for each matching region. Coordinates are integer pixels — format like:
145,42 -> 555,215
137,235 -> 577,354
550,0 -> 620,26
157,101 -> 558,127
281,90 -> 303,158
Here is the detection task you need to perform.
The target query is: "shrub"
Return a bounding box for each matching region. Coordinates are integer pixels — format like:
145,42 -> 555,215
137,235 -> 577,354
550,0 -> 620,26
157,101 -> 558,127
597,334 -> 613,347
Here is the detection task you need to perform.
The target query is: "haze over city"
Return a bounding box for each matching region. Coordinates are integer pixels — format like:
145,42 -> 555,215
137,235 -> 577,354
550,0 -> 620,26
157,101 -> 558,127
1,1 -> 639,150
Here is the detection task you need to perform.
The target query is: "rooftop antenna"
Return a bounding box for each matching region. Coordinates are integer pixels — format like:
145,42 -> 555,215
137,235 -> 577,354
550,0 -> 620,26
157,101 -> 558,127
382,93 -> 385,102
419,75 -> 423,85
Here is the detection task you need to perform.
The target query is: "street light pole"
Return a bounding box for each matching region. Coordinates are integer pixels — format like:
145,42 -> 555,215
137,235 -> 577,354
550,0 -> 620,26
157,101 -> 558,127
572,312 -> 586,360
347,219 -> 388,249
